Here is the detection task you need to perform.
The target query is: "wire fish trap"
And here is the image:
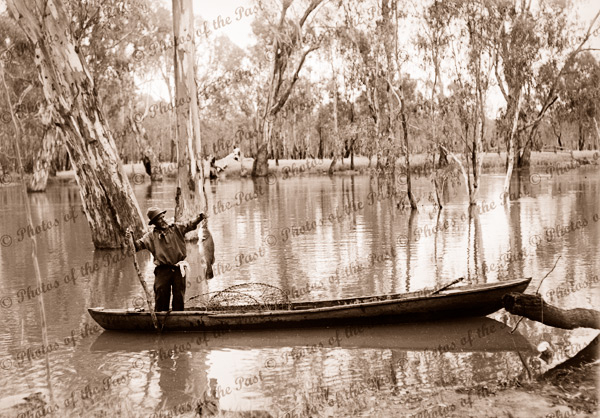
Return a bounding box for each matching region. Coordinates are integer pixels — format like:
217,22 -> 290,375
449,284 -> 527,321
187,282 -> 292,312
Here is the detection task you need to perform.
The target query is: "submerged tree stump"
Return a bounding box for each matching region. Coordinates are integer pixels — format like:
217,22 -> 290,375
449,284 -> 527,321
503,293 -> 600,330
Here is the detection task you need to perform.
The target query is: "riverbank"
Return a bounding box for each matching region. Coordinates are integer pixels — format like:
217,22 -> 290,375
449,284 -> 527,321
338,362 -> 598,417
120,150 -> 599,181
0,150 -> 588,186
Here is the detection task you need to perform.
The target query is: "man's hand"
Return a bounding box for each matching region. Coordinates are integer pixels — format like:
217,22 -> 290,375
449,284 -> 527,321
193,212 -> 205,227
125,227 -> 140,252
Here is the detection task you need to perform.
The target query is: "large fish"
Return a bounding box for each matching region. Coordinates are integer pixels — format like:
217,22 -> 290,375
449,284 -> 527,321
198,220 -> 215,279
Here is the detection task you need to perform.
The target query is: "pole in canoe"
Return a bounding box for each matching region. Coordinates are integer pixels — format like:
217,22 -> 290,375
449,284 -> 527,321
430,277 -> 465,295
126,228 -> 160,331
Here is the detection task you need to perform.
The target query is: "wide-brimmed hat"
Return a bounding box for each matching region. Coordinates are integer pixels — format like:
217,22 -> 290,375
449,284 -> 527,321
147,207 -> 166,225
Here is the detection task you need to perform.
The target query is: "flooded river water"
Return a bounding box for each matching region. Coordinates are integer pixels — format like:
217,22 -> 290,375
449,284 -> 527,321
0,167 -> 598,417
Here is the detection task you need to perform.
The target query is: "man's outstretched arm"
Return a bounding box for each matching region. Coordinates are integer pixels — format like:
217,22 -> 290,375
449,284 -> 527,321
181,213 -> 205,234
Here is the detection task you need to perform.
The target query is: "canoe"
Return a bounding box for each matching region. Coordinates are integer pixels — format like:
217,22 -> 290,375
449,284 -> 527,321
88,278 -> 531,332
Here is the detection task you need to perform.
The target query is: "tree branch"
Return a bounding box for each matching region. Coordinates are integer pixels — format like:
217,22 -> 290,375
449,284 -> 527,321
270,45 -> 317,116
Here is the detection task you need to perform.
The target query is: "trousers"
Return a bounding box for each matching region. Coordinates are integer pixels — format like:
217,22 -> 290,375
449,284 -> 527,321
154,265 -> 186,311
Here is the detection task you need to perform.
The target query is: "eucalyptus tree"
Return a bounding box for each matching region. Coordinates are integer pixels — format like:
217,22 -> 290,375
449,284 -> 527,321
429,0 -> 495,206
553,52 -> 600,150
416,0 -> 455,207
322,13 -> 371,172
171,0 -> 207,224
6,0 -> 145,248
379,0 -> 422,209
488,0 -> 599,190
252,0 -> 325,177
336,0 -> 419,208
275,78 -> 318,161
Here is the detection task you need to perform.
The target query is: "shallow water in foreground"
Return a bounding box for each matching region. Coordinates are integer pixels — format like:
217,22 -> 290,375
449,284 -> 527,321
0,167 -> 599,417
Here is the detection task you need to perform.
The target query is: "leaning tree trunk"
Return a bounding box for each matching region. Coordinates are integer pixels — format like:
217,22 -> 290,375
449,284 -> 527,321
253,0 -> 322,177
172,0 -> 206,233
7,0 -> 144,248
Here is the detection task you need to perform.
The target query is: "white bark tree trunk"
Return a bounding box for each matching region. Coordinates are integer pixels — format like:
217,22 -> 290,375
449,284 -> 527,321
172,0 -> 206,224
7,0 -> 145,248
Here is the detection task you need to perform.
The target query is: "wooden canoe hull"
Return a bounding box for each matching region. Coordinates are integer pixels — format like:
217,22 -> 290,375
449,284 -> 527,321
88,278 -> 531,332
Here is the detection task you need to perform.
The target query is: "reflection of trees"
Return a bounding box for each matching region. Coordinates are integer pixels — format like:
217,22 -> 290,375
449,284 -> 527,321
405,209 -> 417,292
156,348 -> 194,410
90,249 -> 151,309
433,207 -> 443,284
7,186 -> 56,408
467,206 -> 487,284
386,180 -> 400,295
504,176 -> 525,281
343,175 -> 357,225
269,176 -> 292,294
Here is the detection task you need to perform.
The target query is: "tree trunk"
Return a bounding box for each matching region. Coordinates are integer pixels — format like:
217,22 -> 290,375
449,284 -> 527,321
253,1 -> 322,177
398,90 -> 417,210
252,142 -> 269,177
438,145 -> 448,167
471,76 -> 486,204
349,103 -> 355,170
317,126 -> 323,159
329,74 -> 340,175
172,0 -> 206,228
129,117 -> 163,182
517,119 -> 532,168
578,120 -> 585,151
7,0 -> 144,248
503,293 -> 600,329
518,139 -> 532,168
593,116 -> 600,150
27,126 -> 58,192
503,87 -> 523,197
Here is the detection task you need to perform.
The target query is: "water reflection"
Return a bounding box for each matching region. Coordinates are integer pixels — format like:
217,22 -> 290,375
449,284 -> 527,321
86,318 -> 532,417
0,169 -> 599,416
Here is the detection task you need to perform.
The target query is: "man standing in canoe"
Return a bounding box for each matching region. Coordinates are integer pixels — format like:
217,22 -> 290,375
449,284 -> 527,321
127,207 -> 205,311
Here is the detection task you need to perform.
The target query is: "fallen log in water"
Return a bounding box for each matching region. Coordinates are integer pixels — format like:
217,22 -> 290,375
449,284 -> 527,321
502,293 -> 600,330
503,292 -> 599,380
